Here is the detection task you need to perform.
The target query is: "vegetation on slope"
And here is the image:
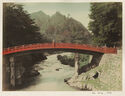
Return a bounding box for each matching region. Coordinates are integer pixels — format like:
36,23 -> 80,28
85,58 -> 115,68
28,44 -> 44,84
57,54 -> 90,69
3,4 -> 48,48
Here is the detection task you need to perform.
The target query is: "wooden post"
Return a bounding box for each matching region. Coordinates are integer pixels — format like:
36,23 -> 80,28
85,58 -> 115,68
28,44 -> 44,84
52,39 -> 55,48
9,56 -> 15,87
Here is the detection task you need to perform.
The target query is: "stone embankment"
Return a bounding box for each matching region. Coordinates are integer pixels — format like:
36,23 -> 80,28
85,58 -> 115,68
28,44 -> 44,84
67,50 -> 122,91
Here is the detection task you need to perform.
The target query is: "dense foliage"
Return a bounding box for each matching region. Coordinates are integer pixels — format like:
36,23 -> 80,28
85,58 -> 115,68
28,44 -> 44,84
89,3 -> 122,47
79,54 -> 90,68
3,4 -> 47,48
57,54 -> 90,68
57,55 -> 75,67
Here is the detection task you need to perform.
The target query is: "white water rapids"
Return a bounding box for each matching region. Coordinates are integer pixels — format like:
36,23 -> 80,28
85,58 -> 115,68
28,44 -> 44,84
19,53 -> 80,91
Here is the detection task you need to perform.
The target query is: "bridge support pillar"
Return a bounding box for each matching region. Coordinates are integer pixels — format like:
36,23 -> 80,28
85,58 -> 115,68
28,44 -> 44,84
3,55 -> 10,90
74,53 -> 79,77
68,53 -> 79,82
3,55 -> 24,90
89,53 -> 103,68
9,56 -> 16,87
79,53 -> 103,74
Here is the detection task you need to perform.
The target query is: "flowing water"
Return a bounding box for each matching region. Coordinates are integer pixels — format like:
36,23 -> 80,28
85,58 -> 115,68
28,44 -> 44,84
19,53 -> 80,91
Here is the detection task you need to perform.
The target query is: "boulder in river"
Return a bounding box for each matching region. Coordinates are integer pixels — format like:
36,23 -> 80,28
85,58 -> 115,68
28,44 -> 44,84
55,68 -> 62,71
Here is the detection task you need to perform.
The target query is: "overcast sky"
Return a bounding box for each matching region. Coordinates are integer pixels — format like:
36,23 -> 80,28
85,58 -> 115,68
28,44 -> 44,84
22,3 -> 91,29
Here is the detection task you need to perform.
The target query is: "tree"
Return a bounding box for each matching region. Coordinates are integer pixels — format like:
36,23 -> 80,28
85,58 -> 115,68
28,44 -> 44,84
3,4 -> 48,87
3,3 -> 47,48
88,3 -> 122,47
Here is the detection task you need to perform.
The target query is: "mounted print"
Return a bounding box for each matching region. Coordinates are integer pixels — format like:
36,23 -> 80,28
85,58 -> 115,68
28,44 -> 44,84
2,2 -> 122,92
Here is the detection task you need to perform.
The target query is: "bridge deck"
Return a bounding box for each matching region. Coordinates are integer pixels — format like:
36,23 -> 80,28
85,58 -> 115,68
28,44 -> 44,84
3,43 -> 117,55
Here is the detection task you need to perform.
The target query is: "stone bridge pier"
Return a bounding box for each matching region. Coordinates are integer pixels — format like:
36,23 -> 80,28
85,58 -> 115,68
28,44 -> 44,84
74,53 -> 104,75
3,55 -> 24,90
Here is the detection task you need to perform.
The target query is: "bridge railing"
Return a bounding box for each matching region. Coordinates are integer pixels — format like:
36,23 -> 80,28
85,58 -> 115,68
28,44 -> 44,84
3,43 -> 117,55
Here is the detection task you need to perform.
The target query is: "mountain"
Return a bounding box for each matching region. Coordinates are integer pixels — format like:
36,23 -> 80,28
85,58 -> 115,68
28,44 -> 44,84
30,11 -> 91,44
50,12 -> 67,26
30,11 -> 50,33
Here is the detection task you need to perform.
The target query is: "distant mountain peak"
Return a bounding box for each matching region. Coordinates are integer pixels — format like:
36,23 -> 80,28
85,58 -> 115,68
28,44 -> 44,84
31,10 -> 50,17
38,11 -> 47,15
55,11 -> 61,15
52,11 -> 65,17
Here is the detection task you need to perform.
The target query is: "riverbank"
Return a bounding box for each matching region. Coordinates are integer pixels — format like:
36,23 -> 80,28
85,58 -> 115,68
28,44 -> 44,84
67,50 -> 122,91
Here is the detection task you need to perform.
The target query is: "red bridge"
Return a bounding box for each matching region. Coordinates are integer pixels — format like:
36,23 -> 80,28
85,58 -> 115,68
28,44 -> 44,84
3,43 -> 117,55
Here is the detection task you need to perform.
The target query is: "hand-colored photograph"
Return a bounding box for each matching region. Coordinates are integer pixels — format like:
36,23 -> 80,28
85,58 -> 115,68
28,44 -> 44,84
3,2 -> 122,91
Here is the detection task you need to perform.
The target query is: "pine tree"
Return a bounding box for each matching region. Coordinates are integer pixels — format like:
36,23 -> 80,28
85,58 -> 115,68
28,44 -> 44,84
3,3 -> 46,48
89,3 -> 122,47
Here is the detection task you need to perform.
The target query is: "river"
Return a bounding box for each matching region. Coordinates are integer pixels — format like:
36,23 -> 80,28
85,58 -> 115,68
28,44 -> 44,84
19,52 -> 80,91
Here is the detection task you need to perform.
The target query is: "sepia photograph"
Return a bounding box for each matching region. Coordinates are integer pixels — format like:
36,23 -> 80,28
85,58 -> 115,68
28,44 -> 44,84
2,1 -> 123,94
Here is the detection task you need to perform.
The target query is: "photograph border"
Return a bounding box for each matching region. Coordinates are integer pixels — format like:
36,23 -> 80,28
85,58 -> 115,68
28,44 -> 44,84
0,0 -> 125,96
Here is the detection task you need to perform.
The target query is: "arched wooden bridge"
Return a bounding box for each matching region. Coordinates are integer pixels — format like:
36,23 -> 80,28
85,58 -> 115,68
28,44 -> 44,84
3,43 -> 117,55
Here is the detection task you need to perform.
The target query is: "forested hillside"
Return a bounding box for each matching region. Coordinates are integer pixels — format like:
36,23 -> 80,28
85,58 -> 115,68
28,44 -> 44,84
30,11 -> 91,44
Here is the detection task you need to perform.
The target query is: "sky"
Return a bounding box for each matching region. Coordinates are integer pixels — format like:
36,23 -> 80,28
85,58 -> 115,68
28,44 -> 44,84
22,3 -> 91,29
